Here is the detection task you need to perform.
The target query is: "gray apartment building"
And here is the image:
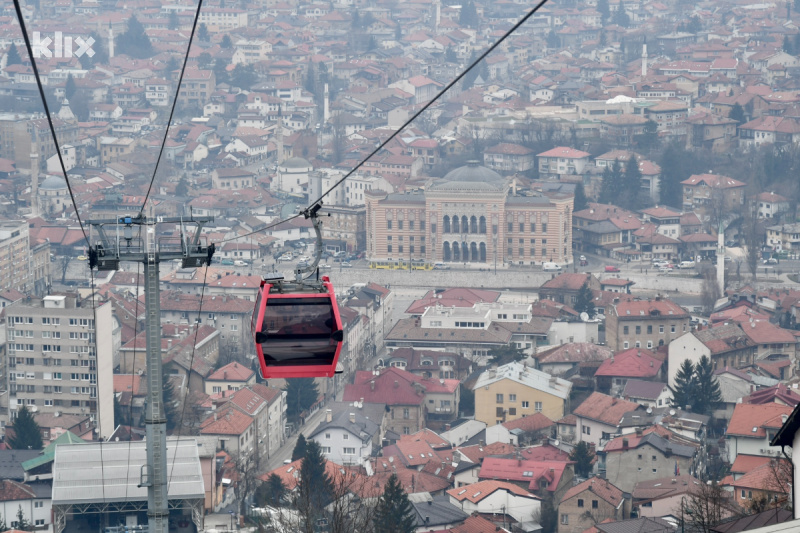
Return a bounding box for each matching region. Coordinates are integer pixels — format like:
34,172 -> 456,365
4,295 -> 115,438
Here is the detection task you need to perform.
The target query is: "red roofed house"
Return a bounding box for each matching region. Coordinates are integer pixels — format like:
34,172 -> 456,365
558,477 -> 628,533
447,480 -> 541,524
478,456 -> 573,504
680,173 -> 746,217
539,273 -> 600,305
725,403 -> 793,464
594,348 -> 663,395
200,404 -> 255,457
537,146 -> 592,179
486,412 -> 556,446
726,459 -> 791,509
606,297 -> 691,352
204,361 -> 256,395
755,192 -> 790,220
573,392 -> 641,446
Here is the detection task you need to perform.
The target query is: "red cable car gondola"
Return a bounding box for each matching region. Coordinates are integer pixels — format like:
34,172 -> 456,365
251,203 -> 344,378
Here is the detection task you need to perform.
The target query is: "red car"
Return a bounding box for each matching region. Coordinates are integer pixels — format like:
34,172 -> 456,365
604,265 -> 620,272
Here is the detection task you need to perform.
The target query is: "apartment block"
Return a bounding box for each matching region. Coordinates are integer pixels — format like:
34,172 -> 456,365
5,295 -> 114,438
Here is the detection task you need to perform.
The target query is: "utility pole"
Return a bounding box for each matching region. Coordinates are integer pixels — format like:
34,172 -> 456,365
86,213 -> 214,533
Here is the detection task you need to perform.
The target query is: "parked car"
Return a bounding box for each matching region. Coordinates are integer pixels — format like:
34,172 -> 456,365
221,259 -> 234,265
763,258 -> 778,265
604,265 -> 620,273
341,262 -> 353,268
234,260 -> 248,267
659,266 -> 673,273
678,261 -> 696,269
652,260 -> 668,268
320,263 -> 332,270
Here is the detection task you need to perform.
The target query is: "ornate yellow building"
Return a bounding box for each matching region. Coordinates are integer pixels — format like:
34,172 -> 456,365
365,162 -> 574,266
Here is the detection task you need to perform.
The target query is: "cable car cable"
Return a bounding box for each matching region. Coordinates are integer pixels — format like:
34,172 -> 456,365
216,0 -> 551,246
124,261 -> 142,501
12,0 -> 90,246
138,0 -> 206,217
166,263 -> 210,492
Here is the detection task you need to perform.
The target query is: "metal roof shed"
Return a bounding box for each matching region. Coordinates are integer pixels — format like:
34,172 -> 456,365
51,438 -> 205,533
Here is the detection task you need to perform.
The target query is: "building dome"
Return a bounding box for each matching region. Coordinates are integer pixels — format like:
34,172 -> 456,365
431,161 -> 506,192
40,175 -> 67,191
280,157 -> 312,170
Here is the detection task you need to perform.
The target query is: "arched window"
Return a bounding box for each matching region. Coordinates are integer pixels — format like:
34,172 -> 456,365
479,216 -> 486,234
479,242 -> 487,262
462,242 -> 469,261
470,216 -> 478,234
461,216 -> 468,234
470,242 -> 478,262
452,243 -> 460,261
452,216 -> 460,233
443,242 -> 451,261
443,215 -> 450,233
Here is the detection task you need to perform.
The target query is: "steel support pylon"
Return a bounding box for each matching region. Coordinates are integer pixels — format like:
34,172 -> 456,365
87,213 -> 214,533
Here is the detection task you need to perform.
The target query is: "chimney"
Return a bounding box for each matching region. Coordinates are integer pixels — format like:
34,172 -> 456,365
394,380 -> 399,388
479,440 -> 485,447
622,438 -> 629,449
360,397 -> 364,408
370,381 -> 375,391
349,412 -> 356,424
635,427 -> 643,436
326,409 -> 333,422
445,423 -> 451,431
223,371 -> 227,380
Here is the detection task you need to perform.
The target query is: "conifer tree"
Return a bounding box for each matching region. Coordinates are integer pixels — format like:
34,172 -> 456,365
694,355 -> 722,416
284,378 -> 319,424
569,441 -> 594,477
292,433 -> 308,461
374,473 -> 415,533
671,359 -> 697,412
573,182 -> 588,211
197,23 -> 209,42
65,74 -> 77,100
296,440 -> 334,519
8,405 -> 43,450
623,156 -> 642,210
6,43 -> 22,66
574,282 -> 596,319
116,15 -> 154,59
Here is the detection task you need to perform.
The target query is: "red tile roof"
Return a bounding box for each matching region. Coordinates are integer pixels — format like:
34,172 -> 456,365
113,374 -> 143,395
447,479 -> 537,503
613,298 -> 689,320
731,454 -> 773,474
456,442 -> 516,463
728,460 -> 791,493
405,288 -> 500,314
594,348 -> 662,378
540,273 -> 593,291
561,477 -> 624,507
0,479 -> 35,501
743,384 -> 800,407
206,361 -> 255,382
681,173 -> 746,188
574,392 -> 640,426
478,457 -> 569,492
502,413 -> 554,433
726,403 -> 793,438
200,405 -> 253,436
537,146 -> 591,159
449,514 -> 505,533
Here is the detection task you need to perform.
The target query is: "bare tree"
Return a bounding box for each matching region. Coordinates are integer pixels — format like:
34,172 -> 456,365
741,207 -> 761,282
231,451 -> 261,517
680,481 -> 742,533
269,466 -> 381,533
59,255 -> 71,284
746,458 -> 792,513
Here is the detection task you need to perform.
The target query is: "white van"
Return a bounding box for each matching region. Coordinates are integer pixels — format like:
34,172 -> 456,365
234,260 -> 248,267
678,260 -> 695,269
542,262 -> 562,272
433,262 -> 450,270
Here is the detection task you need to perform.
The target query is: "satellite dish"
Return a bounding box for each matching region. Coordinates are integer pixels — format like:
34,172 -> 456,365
580,312 -> 589,322
646,407 -> 653,414
669,409 -> 676,416
553,439 -> 560,446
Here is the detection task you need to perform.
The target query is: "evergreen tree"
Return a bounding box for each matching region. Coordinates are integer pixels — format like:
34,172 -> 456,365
462,51 -> 480,89
8,405 -> 43,450
367,35 -> 377,51
445,47 -> 458,63
114,394 -> 128,427
116,15 -> 154,59
351,9 -> 361,29
395,24 -> 403,41
6,43 -> 22,66
304,61 -> 316,94
622,156 -> 642,210
374,474 -> 415,533
569,441 -> 594,477
83,31 -> 108,67
459,383 -> 474,416
459,1 -> 479,29
729,103 -> 745,124
292,433 -> 308,461
596,0 -> 610,23
693,355 -> 722,416
0,512 -> 6,531
212,58 -> 229,84
284,378 -> 319,424
658,143 -> 685,208
574,182 -> 588,211
599,160 -> 623,204
165,56 -> 180,76
784,36 -> 794,55
168,11 -> 179,30
487,345 -> 526,366
197,23 -> 209,42
574,282 -> 596,319
175,175 -> 189,196
611,7 -> 630,27
65,74 -> 77,100
637,119 -> 659,151
220,34 -> 233,49
230,63 -> 256,89
297,440 -> 334,512
70,89 -> 90,122
671,359 -> 697,412
547,30 -> 560,49
255,473 -> 287,507
198,52 -> 213,69
686,16 -> 702,34
537,499 -> 558,533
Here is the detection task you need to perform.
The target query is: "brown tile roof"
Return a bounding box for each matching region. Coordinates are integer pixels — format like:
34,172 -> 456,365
206,361 -> 255,382
502,413 -> 554,433
0,479 -> 35,501
456,442 -> 516,463
613,298 -> 689,320
726,403 -> 793,438
561,477 -> 624,507
200,405 -> 253,436
540,273 -> 593,291
537,343 -> 613,364
447,479 -> 536,503
573,392 -> 640,426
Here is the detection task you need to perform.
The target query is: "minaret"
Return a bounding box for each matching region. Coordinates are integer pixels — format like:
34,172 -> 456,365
276,107 -> 284,163
323,83 -> 330,123
641,37 -> 648,77
30,151 -> 39,216
717,222 -> 725,295
435,0 -> 441,31
108,22 -> 114,59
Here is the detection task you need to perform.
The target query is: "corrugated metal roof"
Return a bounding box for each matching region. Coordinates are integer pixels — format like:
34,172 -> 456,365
52,438 -> 204,504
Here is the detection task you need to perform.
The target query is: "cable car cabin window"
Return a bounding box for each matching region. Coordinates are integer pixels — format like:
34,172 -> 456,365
256,297 -> 337,367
